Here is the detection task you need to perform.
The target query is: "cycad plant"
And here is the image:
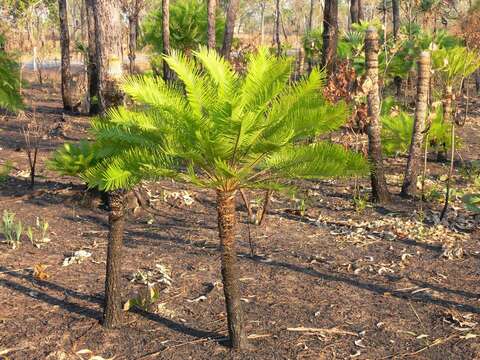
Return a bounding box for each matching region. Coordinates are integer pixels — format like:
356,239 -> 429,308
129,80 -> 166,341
77,48 -> 368,349
0,36 -> 22,112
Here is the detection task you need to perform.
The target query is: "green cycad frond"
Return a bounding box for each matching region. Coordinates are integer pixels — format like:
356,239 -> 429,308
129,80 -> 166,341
261,143 -> 369,182
60,47 -> 368,193
83,147 -> 176,191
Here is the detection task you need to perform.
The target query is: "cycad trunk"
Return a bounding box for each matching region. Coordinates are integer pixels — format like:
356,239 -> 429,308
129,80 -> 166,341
365,27 -> 390,203
58,0 -> 73,111
103,189 -> 127,328
321,0 -> 338,76
221,0 -> 239,60
207,0 -> 216,50
401,51 -> 431,197
216,190 -> 247,350
162,0 -> 172,81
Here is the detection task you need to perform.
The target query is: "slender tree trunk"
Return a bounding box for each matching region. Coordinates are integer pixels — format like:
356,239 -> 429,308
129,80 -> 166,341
308,0 -> 314,30
350,0 -> 359,25
358,0 -> 364,21
392,0 -> 402,97
128,15 -> 138,74
437,86 -> 453,161
321,0 -> 338,76
103,189 -> 127,328
274,0 -> 281,56
440,122 -> 455,220
216,190 -> 247,350
85,0 -> 100,114
162,0 -> 171,81
365,27 -> 390,203
260,3 -> 265,45
392,0 -> 400,39
92,0 -> 107,113
401,51 -> 431,197
475,70 -> 480,94
207,0 -> 217,50
221,0 -> 239,60
58,0 -> 73,111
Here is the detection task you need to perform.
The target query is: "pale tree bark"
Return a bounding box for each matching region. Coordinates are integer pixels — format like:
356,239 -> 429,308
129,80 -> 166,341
58,0 -> 73,111
217,190 -> 247,350
207,0 -> 216,50
401,51 -> 431,197
162,0 -> 171,81
308,0 -> 314,30
92,0 -> 123,113
85,0 -> 100,114
365,27 -> 390,203
260,2 -> 266,45
221,0 -> 240,60
321,0 -> 338,76
103,189 -> 127,328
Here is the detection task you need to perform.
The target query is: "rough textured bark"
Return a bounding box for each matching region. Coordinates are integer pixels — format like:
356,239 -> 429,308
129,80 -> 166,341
162,0 -> 171,81
128,15 -> 138,74
85,0 -> 100,114
92,0 -> 107,113
207,0 -> 216,50
217,190 -> 247,350
401,51 -> 431,197
274,0 -> 281,56
221,0 -> 239,60
476,70 -> 480,94
260,2 -> 266,45
103,189 -> 127,329
321,0 -> 338,76
365,27 -> 390,203
308,0 -> 314,31
358,0 -> 364,21
58,0 -> 73,111
350,0 -> 359,25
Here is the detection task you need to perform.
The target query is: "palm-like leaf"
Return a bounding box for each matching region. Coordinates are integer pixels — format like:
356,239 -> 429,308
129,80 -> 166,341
56,47 -> 368,192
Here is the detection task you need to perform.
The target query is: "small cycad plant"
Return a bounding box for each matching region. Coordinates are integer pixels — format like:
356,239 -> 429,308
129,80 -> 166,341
73,48 -> 368,348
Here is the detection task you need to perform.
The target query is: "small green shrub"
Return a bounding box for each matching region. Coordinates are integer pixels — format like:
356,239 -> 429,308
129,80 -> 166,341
49,140 -> 99,177
0,161 -> 13,183
1,210 -> 23,249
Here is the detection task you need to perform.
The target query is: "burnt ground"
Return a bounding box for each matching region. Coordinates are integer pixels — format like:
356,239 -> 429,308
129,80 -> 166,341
0,74 -> 480,360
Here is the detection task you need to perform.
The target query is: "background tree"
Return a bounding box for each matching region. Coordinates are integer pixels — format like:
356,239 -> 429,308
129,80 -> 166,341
207,0 -> 216,50
58,0 -> 73,111
162,0 -> 171,81
85,0 -> 100,114
321,0 -> 338,76
122,0 -> 145,74
365,27 -> 390,203
221,0 -> 239,59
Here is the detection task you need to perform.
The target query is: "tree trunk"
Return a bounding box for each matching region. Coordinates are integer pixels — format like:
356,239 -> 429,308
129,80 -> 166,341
350,0 -> 359,25
216,190 -> 247,350
321,0 -> 338,76
437,86 -> 453,161
128,15 -> 138,74
162,0 -> 171,81
365,27 -> 390,203
260,3 -> 265,45
221,0 -> 239,60
475,70 -> 480,94
392,0 -> 400,39
358,0 -> 364,21
58,0 -> 73,111
85,0 -> 100,114
92,0 -> 123,113
207,0 -> 216,50
308,0 -> 314,30
103,189 -> 127,329
401,51 -> 431,197
274,0 -> 281,56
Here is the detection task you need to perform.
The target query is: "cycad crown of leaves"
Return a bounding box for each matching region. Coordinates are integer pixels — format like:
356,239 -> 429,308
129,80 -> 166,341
84,47 -> 368,192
